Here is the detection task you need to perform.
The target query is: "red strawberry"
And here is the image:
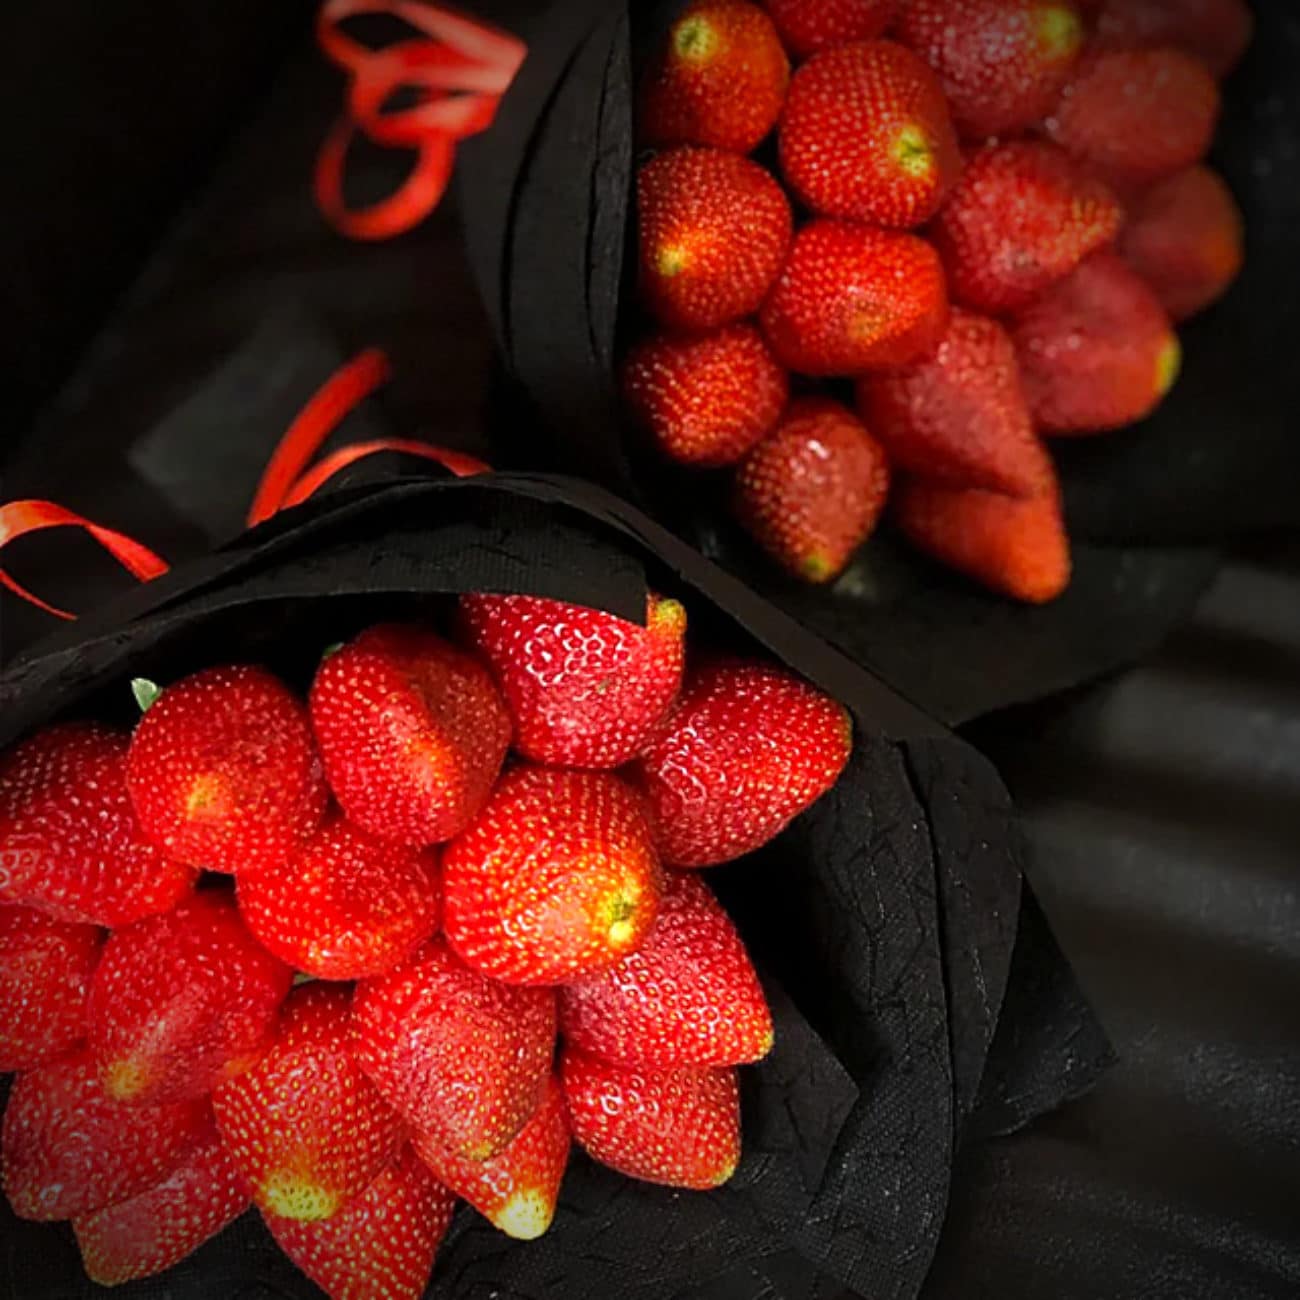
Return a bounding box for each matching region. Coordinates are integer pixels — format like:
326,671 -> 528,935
2,1050 -> 207,1220
778,40 -> 960,228
894,478 -> 1072,603
443,766 -> 664,985
640,0 -> 790,154
0,905 -> 102,1071
88,890 -> 291,1104
72,1119 -> 250,1286
732,397 -> 890,583
265,1146 -> 456,1300
764,0 -> 899,58
212,983 -> 402,1222
310,624 -> 510,847
621,325 -> 789,468
1093,0 -> 1253,79
1011,252 -> 1182,433
412,1074 -> 569,1241
561,1048 -> 740,1190
459,591 -> 687,768
1046,48 -> 1220,186
930,140 -> 1123,314
1118,165 -> 1244,321
896,0 -> 1085,139
0,724 -> 194,927
560,872 -> 773,1069
856,309 -> 1052,497
638,147 -> 793,333
237,816 -> 441,981
351,939 -> 555,1159
633,659 -> 852,867
760,219 -> 949,374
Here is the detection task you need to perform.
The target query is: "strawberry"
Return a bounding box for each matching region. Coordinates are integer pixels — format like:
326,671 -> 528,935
732,397 -> 890,583
1093,0 -> 1253,79
638,147 -> 793,333
633,659 -> 852,867
1046,48 -> 1220,186
764,0 -> 899,58
929,140 -> 1123,314
760,219 -> 949,374
895,0 -> 1085,139
310,624 -> 510,847
212,983 -> 402,1222
87,890 -> 292,1104
856,309 -> 1052,497
894,478 -> 1072,603
443,766 -> 664,985
778,40 -> 960,228
72,1119 -> 250,1286
1011,251 -> 1182,433
621,325 -> 789,469
351,938 -> 555,1159
237,816 -> 441,981
1118,165 -> 1244,321
640,0 -> 790,154
0,905 -> 102,1071
2,1050 -> 207,1220
560,872 -> 773,1069
459,591 -> 687,768
265,1146 -> 456,1300
0,724 -> 194,927
561,1048 -> 741,1190
412,1074 -> 569,1241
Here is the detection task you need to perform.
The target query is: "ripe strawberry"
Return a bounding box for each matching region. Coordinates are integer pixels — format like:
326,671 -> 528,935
212,983 -> 402,1222
1118,165 -> 1244,321
237,816 -> 441,981
732,398 -> 890,583
632,659 -> 852,867
2,1050 -> 207,1220
459,591 -> 687,768
0,724 -> 194,927
929,140 -> 1123,314
561,1048 -> 740,1190
760,220 -> 949,374
310,624 -> 510,847
764,0 -> 899,58
265,1147 -> 456,1300
638,147 -> 793,333
895,0 -> 1085,139
1011,252 -> 1182,432
778,41 -> 960,228
351,939 -> 555,1159
444,766 -> 664,985
894,478 -> 1072,603
412,1074 -> 569,1241
1093,0 -> 1253,79
0,905 -> 102,1071
1046,48 -> 1220,186
640,0 -> 790,154
87,890 -> 292,1104
560,872 -> 772,1069
856,309 -> 1052,497
72,1119 -> 250,1286
621,325 -> 789,469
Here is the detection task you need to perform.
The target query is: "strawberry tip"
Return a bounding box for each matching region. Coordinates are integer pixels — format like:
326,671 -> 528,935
1035,5 -> 1083,59
892,125 -> 935,180
492,1187 -> 554,1240
262,1172 -> 342,1222
672,15 -> 721,63
1155,335 -> 1182,397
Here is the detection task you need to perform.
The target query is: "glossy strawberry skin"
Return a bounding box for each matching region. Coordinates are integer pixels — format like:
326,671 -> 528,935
351,938 -> 556,1160
622,325 -> 789,469
633,659 -> 852,868
638,147 -> 793,333
764,0 -> 899,58
1093,0 -> 1253,79
561,1048 -> 741,1190
778,40 -> 961,228
310,624 -> 511,848
0,724 -> 194,927
733,398 -> 891,584
459,592 -> 687,768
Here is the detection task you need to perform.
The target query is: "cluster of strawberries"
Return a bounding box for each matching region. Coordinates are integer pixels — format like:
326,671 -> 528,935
622,0 -> 1248,602
0,593 -> 852,1297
